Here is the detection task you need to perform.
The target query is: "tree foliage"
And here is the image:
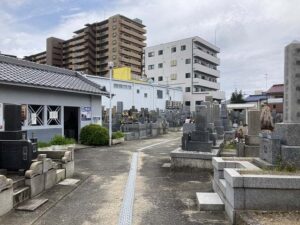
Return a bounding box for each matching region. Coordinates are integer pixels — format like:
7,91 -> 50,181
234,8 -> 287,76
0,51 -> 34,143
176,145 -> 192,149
230,90 -> 245,103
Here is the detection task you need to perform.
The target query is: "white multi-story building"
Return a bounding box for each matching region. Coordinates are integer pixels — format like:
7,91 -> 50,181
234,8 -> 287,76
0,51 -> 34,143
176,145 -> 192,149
87,75 -> 183,111
145,36 -> 225,111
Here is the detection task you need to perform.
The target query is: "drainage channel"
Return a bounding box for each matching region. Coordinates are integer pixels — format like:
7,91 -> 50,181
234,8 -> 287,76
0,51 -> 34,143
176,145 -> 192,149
118,137 -> 180,225
118,152 -> 139,225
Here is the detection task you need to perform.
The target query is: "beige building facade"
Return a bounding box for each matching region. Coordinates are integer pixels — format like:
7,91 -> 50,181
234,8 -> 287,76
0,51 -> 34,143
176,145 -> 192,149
24,14 -> 146,78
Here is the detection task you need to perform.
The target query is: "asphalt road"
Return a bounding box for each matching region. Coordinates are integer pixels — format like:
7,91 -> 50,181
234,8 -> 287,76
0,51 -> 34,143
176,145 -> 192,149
0,132 -> 229,225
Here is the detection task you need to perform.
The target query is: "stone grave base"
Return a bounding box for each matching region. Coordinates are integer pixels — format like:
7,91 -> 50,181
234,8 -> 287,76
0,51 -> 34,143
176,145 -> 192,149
237,142 -> 260,157
61,161 -> 75,178
224,130 -> 235,141
25,174 -> 45,198
170,148 -> 220,169
0,188 -> 13,216
168,127 -> 181,132
212,157 -> 300,224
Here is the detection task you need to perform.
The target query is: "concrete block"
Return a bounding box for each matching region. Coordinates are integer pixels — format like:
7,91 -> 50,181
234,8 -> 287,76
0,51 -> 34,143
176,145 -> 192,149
44,169 -> 56,190
242,174 -> 300,189
213,168 -> 224,180
25,174 -> 45,198
281,145 -> 300,167
243,145 -> 260,157
225,185 -> 245,209
42,158 -> 54,173
62,161 -> 74,178
212,157 -> 226,170
260,136 -> 281,164
245,135 -> 260,145
224,169 -> 243,187
186,141 -> 212,152
56,169 -> 66,183
196,192 -> 224,211
244,188 -> 300,210
275,123 -> 300,146
0,187 -> 13,216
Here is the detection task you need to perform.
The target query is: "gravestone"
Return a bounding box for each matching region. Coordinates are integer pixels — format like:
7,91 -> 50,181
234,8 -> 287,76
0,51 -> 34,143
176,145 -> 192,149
116,101 -> 123,114
259,41 -> 300,167
182,105 -> 213,152
212,102 -> 224,139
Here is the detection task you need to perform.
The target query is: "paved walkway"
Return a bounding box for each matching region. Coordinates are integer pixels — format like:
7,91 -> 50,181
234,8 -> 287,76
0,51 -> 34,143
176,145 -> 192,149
0,132 -> 229,225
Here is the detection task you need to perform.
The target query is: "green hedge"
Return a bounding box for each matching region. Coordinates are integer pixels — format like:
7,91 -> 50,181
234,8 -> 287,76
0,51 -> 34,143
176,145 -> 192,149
50,135 -> 76,145
112,131 -> 124,139
80,124 -> 109,146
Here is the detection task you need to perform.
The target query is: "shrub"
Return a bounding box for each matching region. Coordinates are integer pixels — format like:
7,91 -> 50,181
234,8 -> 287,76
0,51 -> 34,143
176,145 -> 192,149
112,131 -> 124,139
50,135 -> 76,146
38,142 -> 51,148
80,124 -> 109,146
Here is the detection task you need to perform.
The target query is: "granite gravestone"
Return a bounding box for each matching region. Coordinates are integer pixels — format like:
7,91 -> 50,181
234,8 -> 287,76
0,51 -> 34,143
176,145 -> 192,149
260,42 -> 300,167
182,105 -> 213,152
212,102 -> 224,139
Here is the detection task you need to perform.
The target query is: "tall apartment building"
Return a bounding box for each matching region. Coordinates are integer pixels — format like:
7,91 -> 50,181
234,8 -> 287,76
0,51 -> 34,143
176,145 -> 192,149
144,36 -> 225,111
24,14 -> 146,78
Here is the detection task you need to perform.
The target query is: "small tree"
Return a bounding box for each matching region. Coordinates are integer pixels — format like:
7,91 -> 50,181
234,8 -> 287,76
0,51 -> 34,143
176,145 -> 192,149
230,90 -> 245,103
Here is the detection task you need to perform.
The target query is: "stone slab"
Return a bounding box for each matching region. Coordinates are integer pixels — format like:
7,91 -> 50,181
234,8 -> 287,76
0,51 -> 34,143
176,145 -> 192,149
44,169 -> 56,190
61,161 -> 74,178
196,192 -> 224,211
171,148 -> 218,160
0,188 -> 13,216
186,141 -> 212,152
161,163 -> 171,168
25,174 -> 45,198
245,135 -> 260,146
56,169 -> 66,183
58,178 -> 80,186
275,123 -> 300,146
15,198 -> 48,211
281,145 -> 300,167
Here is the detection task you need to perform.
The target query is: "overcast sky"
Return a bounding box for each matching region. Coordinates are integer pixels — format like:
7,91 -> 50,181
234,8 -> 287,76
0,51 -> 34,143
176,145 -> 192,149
1,0 -> 300,97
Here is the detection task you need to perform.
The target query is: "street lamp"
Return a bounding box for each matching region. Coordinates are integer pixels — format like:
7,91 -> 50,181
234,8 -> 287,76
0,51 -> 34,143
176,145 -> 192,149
108,61 -> 114,146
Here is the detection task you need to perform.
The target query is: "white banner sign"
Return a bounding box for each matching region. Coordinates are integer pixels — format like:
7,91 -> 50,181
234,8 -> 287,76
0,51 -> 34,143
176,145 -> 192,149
49,111 -> 58,119
0,103 -> 3,131
31,113 -> 37,125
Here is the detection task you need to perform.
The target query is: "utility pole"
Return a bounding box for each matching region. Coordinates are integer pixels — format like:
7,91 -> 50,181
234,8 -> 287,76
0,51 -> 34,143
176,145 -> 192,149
108,61 -> 114,147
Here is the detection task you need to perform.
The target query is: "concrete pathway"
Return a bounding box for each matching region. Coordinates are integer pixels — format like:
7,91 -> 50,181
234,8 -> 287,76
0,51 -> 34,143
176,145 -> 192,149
0,132 -> 229,225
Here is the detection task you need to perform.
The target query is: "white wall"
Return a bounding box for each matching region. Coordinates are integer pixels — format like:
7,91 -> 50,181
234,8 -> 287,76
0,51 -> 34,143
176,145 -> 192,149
87,75 -> 183,111
0,84 -> 102,140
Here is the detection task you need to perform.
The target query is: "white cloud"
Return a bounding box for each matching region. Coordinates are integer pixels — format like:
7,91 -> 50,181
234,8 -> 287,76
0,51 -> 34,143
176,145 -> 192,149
1,0 -> 300,97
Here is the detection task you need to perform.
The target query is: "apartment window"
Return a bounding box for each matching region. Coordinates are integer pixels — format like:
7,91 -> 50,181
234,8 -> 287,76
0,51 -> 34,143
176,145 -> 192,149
144,93 -> 148,98
148,51 -> 155,57
158,76 -> 163,81
148,64 -> 154,70
181,45 -> 186,51
185,73 -> 191,78
158,50 -> 163,55
158,63 -> 163,68
113,32 -> 117,37
195,101 -> 202,105
170,73 -> 177,80
157,90 -> 163,99
150,77 -> 155,81
171,47 -> 176,53
170,60 -> 177,67
185,87 -> 191,92
137,89 -> 140,94
185,101 -> 190,106
185,58 -> 191,64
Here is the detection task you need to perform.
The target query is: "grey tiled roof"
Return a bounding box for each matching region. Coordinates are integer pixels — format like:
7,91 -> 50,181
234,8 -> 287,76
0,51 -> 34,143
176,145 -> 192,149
0,55 -> 109,96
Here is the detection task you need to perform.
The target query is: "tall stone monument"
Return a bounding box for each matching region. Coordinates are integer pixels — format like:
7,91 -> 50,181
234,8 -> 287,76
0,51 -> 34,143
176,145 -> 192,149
182,105 -> 213,152
212,102 -> 224,139
260,41 -> 300,167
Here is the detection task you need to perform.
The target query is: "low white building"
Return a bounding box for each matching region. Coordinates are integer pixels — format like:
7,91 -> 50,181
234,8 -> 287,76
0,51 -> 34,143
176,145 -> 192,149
87,75 -> 183,111
144,36 -> 225,111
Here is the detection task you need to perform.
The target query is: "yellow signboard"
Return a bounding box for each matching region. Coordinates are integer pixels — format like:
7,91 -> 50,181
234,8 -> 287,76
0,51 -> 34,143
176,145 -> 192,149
113,67 -> 132,81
